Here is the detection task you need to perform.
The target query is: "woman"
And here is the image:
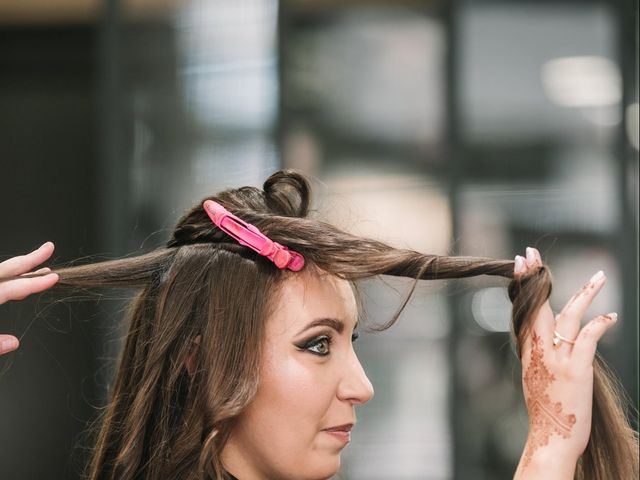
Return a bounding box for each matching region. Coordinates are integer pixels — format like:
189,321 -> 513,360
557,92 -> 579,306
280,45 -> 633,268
1,170 -> 637,479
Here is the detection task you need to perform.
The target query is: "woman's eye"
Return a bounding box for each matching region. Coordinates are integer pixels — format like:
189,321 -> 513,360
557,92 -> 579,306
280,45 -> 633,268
300,331 -> 358,357
305,336 -> 331,356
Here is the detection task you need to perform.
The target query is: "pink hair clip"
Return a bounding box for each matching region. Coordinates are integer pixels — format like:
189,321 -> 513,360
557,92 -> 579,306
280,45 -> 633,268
203,200 -> 305,272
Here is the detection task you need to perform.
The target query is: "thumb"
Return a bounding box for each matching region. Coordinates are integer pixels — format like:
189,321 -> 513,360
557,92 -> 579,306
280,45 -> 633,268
0,334 -> 20,355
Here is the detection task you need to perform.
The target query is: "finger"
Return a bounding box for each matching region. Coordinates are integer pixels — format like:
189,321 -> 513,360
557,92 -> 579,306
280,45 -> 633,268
555,271 -> 606,340
572,312 -> 617,367
21,267 -> 51,277
551,326 -> 576,356
0,273 -> 59,305
513,247 -> 543,280
32,267 -> 51,274
0,242 -> 56,278
0,335 -> 19,355
514,255 -> 526,279
525,246 -> 543,270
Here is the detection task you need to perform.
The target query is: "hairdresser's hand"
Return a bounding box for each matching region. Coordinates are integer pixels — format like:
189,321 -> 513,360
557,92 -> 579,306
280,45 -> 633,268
512,247 -> 616,480
0,242 -> 59,355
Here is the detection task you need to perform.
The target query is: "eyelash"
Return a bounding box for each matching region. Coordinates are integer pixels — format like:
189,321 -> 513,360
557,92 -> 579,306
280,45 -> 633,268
302,331 -> 360,357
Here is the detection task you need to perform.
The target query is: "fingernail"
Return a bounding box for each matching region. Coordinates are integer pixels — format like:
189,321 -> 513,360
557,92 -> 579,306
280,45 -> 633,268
526,247 -> 535,264
1,339 -> 19,352
607,312 -> 618,323
514,255 -> 525,273
38,241 -> 52,250
590,270 -> 605,283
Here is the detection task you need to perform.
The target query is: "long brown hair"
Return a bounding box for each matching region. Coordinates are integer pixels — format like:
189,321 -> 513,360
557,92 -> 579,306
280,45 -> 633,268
7,170 -> 638,479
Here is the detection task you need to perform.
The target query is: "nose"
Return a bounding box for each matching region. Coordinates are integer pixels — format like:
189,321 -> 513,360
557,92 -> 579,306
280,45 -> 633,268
337,349 -> 374,405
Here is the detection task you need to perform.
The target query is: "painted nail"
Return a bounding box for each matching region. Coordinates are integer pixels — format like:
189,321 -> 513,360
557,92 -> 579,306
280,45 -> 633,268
590,270 -> 605,283
1,339 -> 19,352
514,255 -> 525,274
526,247 -> 536,264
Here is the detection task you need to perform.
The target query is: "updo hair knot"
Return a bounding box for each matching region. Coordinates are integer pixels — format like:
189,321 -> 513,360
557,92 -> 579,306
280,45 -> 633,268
263,169 -> 310,218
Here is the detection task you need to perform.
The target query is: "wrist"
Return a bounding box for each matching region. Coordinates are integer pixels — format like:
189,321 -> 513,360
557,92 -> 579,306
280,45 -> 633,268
514,440 -> 579,480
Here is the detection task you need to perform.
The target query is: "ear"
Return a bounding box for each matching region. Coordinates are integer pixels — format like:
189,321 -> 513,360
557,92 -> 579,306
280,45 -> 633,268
185,335 -> 202,377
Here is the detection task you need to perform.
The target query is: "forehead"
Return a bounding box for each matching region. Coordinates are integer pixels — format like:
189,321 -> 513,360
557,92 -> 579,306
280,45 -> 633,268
268,270 -> 358,334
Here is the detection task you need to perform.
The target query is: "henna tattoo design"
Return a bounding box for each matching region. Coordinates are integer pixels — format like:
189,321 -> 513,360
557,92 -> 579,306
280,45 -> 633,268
522,331 -> 576,467
563,279 -> 596,312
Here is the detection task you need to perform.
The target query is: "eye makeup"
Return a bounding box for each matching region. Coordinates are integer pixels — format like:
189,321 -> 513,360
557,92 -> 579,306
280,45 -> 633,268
297,330 -> 360,357
303,335 -> 332,356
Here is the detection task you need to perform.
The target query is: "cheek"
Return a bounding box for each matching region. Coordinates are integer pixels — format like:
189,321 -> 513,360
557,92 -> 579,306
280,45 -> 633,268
236,350 -> 338,470
257,352 -> 333,435
229,338 -> 348,478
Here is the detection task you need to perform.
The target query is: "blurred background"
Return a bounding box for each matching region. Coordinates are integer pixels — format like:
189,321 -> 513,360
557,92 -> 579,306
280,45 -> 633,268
0,0 -> 637,478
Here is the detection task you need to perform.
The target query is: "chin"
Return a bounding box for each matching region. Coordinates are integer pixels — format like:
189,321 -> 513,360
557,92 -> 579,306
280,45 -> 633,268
303,452 -> 342,480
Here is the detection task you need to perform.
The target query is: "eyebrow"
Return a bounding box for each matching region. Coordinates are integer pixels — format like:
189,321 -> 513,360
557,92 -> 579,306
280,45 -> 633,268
296,317 -> 358,336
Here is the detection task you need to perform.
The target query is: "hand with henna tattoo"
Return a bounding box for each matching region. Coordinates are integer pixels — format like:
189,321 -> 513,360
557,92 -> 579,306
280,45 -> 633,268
0,242 -> 59,355
512,247 -> 617,480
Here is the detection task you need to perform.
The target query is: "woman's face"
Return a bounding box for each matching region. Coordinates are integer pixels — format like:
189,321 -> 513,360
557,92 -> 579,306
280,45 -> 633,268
221,270 -> 374,480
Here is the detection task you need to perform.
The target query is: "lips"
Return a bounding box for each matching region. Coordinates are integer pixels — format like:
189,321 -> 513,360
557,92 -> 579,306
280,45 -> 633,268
322,423 -> 354,445
323,423 -> 354,432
